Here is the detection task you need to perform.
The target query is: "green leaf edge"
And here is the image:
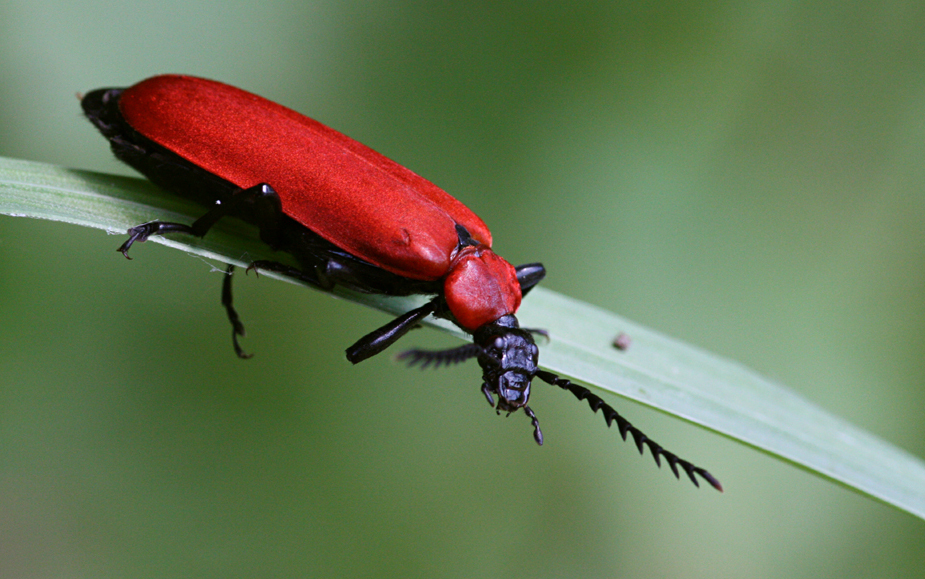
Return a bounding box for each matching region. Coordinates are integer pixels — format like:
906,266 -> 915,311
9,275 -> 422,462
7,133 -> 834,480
3,156 -> 924,519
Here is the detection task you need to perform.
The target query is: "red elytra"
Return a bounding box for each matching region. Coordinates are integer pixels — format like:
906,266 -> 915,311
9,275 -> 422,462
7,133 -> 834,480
117,75 -> 520,331
80,75 -> 722,491
118,77 -> 491,279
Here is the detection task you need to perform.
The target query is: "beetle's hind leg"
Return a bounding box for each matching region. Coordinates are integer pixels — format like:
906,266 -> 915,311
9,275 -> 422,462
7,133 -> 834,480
117,183 -> 282,258
117,182 -> 285,356
216,256 -> 338,359
221,264 -> 252,359
211,258 -> 320,359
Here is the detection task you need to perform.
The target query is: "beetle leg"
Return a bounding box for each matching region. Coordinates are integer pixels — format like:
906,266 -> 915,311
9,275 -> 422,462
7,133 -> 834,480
221,264 -> 252,359
237,260 -> 444,363
515,263 -> 546,297
117,183 -> 282,258
117,221 -> 198,258
520,328 -> 549,343
345,298 -> 440,364
480,383 -> 496,407
218,257 -> 346,359
524,405 -> 544,445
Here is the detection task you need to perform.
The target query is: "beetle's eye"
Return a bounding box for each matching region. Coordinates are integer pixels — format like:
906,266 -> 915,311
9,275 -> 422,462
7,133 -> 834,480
493,337 -> 504,350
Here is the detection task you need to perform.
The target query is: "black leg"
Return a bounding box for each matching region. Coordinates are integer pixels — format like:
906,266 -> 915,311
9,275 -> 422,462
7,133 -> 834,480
221,264 -> 252,359
515,263 -> 546,297
118,222 -> 197,259
116,183 -> 284,358
215,259 -> 330,360
241,260 -> 445,364
345,299 -> 440,364
117,183 -> 282,258
524,405 -> 544,445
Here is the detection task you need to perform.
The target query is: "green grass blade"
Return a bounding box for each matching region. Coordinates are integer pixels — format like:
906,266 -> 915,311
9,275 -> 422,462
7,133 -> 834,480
3,155 -> 925,519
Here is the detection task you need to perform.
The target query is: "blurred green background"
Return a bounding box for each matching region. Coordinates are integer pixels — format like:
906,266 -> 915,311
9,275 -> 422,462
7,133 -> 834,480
2,1 -> 924,577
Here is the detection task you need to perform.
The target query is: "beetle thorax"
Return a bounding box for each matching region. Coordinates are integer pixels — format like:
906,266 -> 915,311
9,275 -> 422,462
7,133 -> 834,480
443,246 -> 522,331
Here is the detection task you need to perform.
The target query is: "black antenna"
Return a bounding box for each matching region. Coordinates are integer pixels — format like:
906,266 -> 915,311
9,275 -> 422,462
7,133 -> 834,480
535,370 -> 722,492
397,344 -> 483,368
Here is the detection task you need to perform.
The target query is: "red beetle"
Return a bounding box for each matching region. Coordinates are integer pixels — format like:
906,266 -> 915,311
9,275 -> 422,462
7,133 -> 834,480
82,75 -> 720,490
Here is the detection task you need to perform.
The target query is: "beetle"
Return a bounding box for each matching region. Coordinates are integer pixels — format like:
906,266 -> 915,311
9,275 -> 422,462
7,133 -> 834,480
81,74 -> 721,491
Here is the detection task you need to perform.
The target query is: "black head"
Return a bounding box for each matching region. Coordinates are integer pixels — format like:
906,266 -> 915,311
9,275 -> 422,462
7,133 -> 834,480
472,315 -> 545,444
397,313 -> 544,443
